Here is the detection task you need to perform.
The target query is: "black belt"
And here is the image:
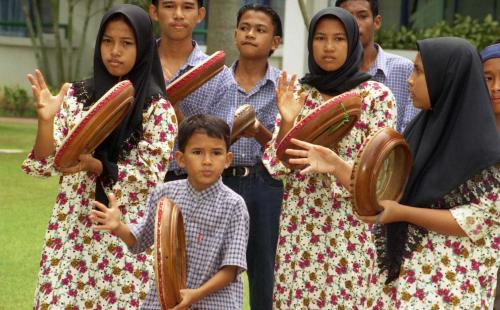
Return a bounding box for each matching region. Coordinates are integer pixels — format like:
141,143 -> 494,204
222,164 -> 263,177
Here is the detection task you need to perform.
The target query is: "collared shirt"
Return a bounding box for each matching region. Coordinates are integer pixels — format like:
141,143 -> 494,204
163,41 -> 233,173
129,178 -> 249,310
217,61 -> 281,166
369,44 -> 420,132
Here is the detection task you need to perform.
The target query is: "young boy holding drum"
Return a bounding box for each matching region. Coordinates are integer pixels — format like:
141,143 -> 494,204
91,114 -> 249,310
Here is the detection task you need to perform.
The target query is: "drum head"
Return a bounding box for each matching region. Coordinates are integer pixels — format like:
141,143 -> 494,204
277,92 -> 361,168
54,80 -> 134,168
154,198 -> 187,310
351,128 -> 412,216
166,51 -> 225,104
230,104 -> 256,144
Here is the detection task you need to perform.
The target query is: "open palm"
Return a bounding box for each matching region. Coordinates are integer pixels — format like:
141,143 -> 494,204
276,71 -> 305,123
27,69 -> 69,121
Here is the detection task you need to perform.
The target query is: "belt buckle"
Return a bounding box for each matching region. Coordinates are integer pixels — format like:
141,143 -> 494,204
242,167 -> 250,177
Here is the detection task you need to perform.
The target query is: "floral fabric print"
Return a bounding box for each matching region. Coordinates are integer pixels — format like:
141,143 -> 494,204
263,80 -> 397,309
376,167 -> 500,310
22,84 -> 177,309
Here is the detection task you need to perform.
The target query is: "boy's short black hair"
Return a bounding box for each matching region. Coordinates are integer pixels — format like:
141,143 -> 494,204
177,114 -> 230,152
335,0 -> 379,17
151,0 -> 204,8
236,4 -> 283,37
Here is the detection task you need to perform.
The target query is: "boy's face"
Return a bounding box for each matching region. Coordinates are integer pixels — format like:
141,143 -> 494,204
483,58 -> 500,115
149,0 -> 205,41
176,131 -> 232,192
234,10 -> 281,59
338,0 -> 381,48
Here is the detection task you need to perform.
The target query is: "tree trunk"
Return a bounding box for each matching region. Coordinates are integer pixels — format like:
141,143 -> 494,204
206,0 -> 240,65
50,0 -> 66,84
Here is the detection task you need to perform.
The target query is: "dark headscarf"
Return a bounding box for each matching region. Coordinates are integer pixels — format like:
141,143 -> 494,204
91,4 -> 166,204
299,7 -> 371,96
380,37 -> 500,282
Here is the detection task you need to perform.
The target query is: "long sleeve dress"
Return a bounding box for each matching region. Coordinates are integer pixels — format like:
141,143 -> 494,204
373,166 -> 500,310
263,80 -> 397,309
22,82 -> 177,309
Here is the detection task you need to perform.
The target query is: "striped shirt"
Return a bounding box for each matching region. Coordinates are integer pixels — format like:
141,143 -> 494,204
369,44 -> 420,132
129,178 -> 249,310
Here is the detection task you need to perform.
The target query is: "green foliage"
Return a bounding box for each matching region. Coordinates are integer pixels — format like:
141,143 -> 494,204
0,85 -> 35,117
377,14 -> 500,50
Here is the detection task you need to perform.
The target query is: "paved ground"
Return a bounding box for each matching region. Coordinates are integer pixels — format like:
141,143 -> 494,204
0,117 -> 37,124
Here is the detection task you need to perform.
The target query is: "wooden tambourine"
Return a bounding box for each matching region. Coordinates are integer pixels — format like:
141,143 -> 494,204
154,198 -> 187,310
277,92 -> 362,168
350,127 -> 412,216
54,80 -> 134,169
166,51 -> 226,105
230,104 -> 272,147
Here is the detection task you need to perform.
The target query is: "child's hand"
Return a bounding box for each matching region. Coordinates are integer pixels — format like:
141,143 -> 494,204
355,200 -> 401,225
90,193 -> 122,232
27,69 -> 70,122
276,71 -> 305,124
169,289 -> 200,310
57,154 -> 103,175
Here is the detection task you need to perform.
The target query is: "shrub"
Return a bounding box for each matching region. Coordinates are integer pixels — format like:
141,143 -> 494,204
0,85 -> 35,117
377,14 -> 500,50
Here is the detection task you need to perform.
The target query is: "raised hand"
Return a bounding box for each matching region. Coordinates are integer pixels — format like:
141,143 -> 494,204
27,69 -> 70,121
286,138 -> 340,174
276,71 -> 305,124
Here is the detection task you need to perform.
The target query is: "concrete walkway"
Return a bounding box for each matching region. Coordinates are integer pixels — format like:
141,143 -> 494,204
0,116 -> 37,124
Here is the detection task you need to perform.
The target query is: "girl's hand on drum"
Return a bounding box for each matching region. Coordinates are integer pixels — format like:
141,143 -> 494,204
286,138 -> 339,174
90,193 -> 122,232
169,289 -> 198,310
276,71 -> 305,124
355,200 -> 401,225
57,154 -> 103,175
27,69 -> 70,122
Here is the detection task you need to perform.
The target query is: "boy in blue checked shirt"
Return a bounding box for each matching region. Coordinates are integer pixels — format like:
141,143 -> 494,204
90,114 -> 249,310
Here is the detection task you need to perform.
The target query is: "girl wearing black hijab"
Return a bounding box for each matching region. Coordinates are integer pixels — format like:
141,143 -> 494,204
23,5 -> 177,308
288,37 -> 500,308
262,7 -> 397,308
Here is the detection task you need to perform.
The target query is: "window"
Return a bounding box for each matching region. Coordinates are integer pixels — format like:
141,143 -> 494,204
0,0 -> 52,37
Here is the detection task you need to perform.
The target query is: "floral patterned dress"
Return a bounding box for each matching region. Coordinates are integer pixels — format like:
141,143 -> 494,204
263,80 -> 396,309
22,82 -> 177,309
373,166 -> 500,310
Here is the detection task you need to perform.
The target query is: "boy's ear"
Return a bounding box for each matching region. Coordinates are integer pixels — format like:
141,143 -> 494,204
149,4 -> 159,22
175,151 -> 186,168
224,151 -> 233,169
197,7 -> 206,24
270,36 -> 281,54
373,15 -> 382,31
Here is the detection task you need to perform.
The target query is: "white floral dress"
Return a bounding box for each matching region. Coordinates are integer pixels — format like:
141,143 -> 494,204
22,82 -> 177,309
372,166 -> 500,310
263,80 -> 397,309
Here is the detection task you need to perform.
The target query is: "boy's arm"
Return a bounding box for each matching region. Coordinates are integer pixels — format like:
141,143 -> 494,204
171,265 -> 238,310
90,193 -> 137,248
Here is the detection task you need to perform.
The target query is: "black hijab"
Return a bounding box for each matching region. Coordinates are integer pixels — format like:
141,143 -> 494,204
92,4 -> 166,204
380,37 -> 500,282
300,7 -> 371,96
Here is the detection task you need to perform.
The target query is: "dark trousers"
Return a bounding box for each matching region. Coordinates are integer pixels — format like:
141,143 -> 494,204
222,162 -> 283,310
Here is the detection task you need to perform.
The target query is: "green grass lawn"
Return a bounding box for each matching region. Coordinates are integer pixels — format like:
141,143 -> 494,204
0,120 -> 250,309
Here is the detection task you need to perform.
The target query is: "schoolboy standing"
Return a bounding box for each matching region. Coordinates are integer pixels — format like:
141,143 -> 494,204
219,4 -> 284,309
149,0 -> 233,181
91,114 -> 249,309
336,0 -> 419,132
